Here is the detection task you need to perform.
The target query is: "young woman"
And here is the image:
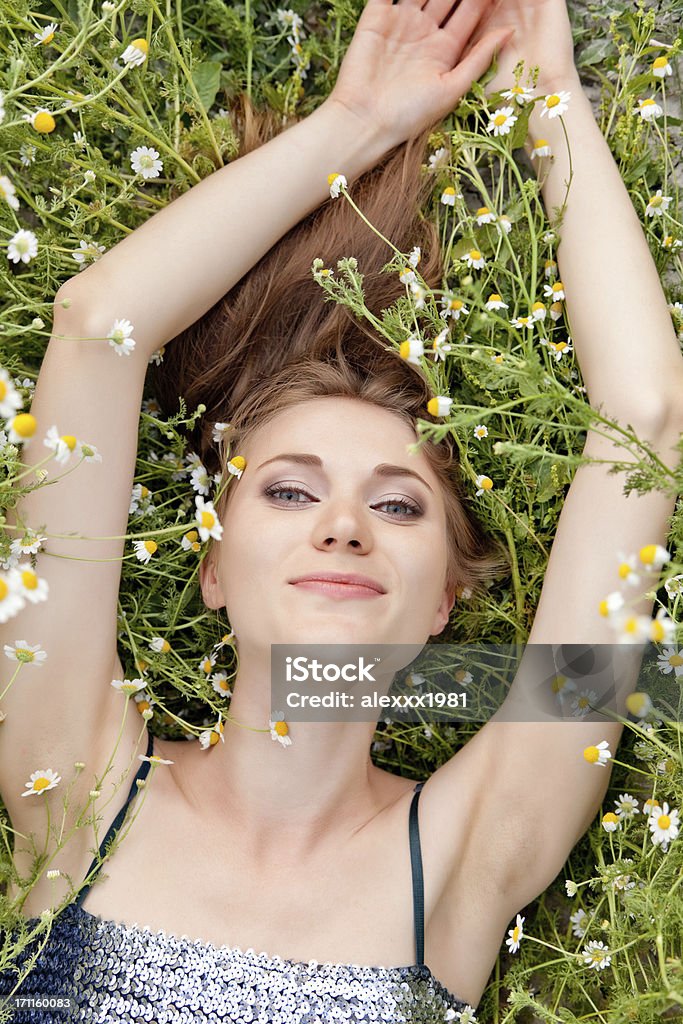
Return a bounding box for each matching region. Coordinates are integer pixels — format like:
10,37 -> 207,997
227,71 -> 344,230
1,0 -> 682,1020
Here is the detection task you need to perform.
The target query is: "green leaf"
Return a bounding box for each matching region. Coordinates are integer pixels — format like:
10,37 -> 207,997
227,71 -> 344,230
509,105 -> 531,151
576,37 -> 614,68
191,61 -> 222,112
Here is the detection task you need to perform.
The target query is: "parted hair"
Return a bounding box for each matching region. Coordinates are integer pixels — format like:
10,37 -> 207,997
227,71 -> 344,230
150,91 -> 510,602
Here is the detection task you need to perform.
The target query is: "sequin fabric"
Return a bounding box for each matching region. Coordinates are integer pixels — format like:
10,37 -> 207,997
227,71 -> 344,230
0,902 -> 469,1023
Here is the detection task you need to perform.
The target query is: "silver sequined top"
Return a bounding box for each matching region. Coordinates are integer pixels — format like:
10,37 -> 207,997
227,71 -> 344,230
1,735 -> 471,1023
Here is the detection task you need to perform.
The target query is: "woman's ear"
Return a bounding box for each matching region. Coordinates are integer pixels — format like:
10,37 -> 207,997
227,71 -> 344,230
430,584 -> 456,637
199,548 -> 226,610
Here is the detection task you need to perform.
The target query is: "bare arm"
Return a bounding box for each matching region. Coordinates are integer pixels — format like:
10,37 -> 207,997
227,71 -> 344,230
57,101 -> 390,358
523,71 -> 683,419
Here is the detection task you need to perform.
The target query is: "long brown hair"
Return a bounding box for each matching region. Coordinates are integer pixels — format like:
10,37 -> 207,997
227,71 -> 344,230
151,92 -> 509,602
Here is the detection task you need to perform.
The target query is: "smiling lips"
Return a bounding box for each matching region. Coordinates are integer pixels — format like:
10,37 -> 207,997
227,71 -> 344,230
289,571 -> 386,598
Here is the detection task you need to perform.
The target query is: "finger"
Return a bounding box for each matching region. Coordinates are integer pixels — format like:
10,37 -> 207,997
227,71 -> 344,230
447,26 -> 514,94
442,0 -> 495,53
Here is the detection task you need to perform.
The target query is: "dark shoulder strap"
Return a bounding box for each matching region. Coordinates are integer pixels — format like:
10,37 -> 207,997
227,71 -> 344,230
75,730 -> 155,907
409,781 -> 426,966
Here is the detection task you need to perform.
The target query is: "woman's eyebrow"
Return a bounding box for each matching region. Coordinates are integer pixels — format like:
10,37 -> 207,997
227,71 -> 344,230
255,452 -> 434,494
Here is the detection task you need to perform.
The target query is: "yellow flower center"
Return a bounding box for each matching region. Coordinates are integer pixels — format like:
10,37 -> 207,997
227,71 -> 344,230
33,777 -> 51,792
650,196 -> 663,208
552,282 -> 564,293
60,434 -> 77,450
229,456 -> 246,472
651,620 -> 666,642
327,172 -> 342,186
489,294 -> 501,302
494,114 -> 508,126
140,485 -> 150,499
137,700 -> 151,713
476,206 -> 490,217
584,745 -> 599,763
21,569 -> 38,590
42,31 -> 55,44
641,99 -> 656,107
623,616 -> 639,634
34,111 -> 56,133
546,95 -> 561,108
512,925 -> 520,941
0,578 -> 7,601
469,250 -> 481,260
442,187 -> 456,197
479,476 -> 493,490
653,57 -> 668,69
669,654 -> 683,667
618,562 -> 632,578
534,139 -> 548,147
639,544 -> 657,564
598,599 -> 609,616
185,530 -> 199,542
130,37 -> 148,54
450,299 -> 464,310
201,510 -> 216,528
275,721 -> 289,736
603,812 -> 618,825
144,540 -> 157,555
658,814 -> 671,829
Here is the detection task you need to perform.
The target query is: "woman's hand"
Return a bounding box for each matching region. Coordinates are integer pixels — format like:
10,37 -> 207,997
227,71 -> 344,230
460,0 -> 578,98
327,0 -> 516,150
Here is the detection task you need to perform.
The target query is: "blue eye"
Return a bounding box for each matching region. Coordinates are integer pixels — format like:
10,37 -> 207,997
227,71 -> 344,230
263,483 -> 422,517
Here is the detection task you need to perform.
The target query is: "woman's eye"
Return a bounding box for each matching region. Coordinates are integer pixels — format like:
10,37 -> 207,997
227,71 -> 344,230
263,484 -> 422,517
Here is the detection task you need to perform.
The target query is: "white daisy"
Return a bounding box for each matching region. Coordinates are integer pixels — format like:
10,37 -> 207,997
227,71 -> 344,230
427,147 -> 449,170
431,327 -> 453,362
130,145 -> 163,180
543,280 -> 566,301
656,646 -> 683,677
531,139 -> 552,159
645,189 -> 672,217
473,424 -> 488,439
440,186 -> 459,206
7,229 -> 38,264
570,689 -> 598,718
139,753 -> 174,765
121,40 -> 148,66
616,551 -> 640,586
583,740 -> 612,766
21,768 -> 61,797
133,539 -> 158,564
487,106 -> 518,137
195,495 -> 223,542
440,295 -> 469,321
501,85 -> 535,105
0,175 -> 20,210
505,913 -> 524,953
72,239 -> 106,268
462,249 -> 486,270
651,56 -> 672,78
601,811 -> 620,832
495,214 -> 512,235
485,293 -> 508,311
635,98 -> 663,121
33,23 -> 58,46
540,90 -> 571,119
475,474 -> 493,497
111,677 -> 147,696
399,338 -> 424,364
327,172 -> 347,199
648,801 -> 679,851
615,793 -> 640,818
570,908 -> 587,938
270,711 -> 293,747
107,317 -> 136,356
582,939 -> 611,969
474,206 -> 496,225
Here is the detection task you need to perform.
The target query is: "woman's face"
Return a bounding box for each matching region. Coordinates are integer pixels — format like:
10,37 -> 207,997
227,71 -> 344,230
200,396 -> 455,650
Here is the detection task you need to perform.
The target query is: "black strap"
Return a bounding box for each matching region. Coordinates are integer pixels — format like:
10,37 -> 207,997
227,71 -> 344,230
409,781 -> 426,965
75,730 -> 155,906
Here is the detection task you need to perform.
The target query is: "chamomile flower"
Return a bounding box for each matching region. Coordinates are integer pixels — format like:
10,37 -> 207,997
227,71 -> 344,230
21,769 -> 61,797
565,879 -> 578,897
656,646 -> 683,677
7,229 -> 38,265
139,753 -> 174,765
195,496 -> 223,542
485,293 -> 508,311
645,189 -> 672,217
3,640 -> 47,666
544,258 -> 557,279
598,591 -> 624,618
475,475 -> 493,497
541,338 -> 573,362
199,718 -> 225,749
510,315 -> 535,330
427,146 -> 449,170
33,22 -> 58,45
440,296 -> 469,321
211,672 -> 232,696
107,318 -> 136,356
582,940 -> 611,970
427,396 -> 453,418
486,106 -> 518,137
447,1007 -> 477,1023
0,176 -> 20,210
462,249 -> 486,270
501,85 -> 535,105
111,677 -> 146,696
440,186 -> 459,206
615,793 -> 640,818
130,145 -> 163,180
43,425 -> 79,465
0,368 -> 23,418
625,692 -> 653,718
635,98 -> 663,120
431,327 -> 453,362
648,801 -> 679,851
475,206 -> 496,225
399,338 -> 424,365
531,301 -> 547,321
328,172 -> 347,199
661,236 -> 683,251
473,424 -> 488,439
616,551 -> 639,585
270,711 -> 292,747
638,544 -> 669,570
609,609 -> 652,644
583,740 -> 612,766
409,281 -> 427,309
601,811 -> 620,832
648,608 -> 676,644
570,908 -> 587,938
495,214 -> 512,235
133,539 -> 158,564
505,914 -> 524,953
0,573 -> 26,624
24,108 -> 56,133
543,281 -> 566,301
121,38 -> 148,66
571,689 -> 598,719
531,139 -> 552,159
227,455 -> 246,478
72,239 -> 106,269
149,638 -> 171,656
540,91 -> 571,119
651,56 -> 672,78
